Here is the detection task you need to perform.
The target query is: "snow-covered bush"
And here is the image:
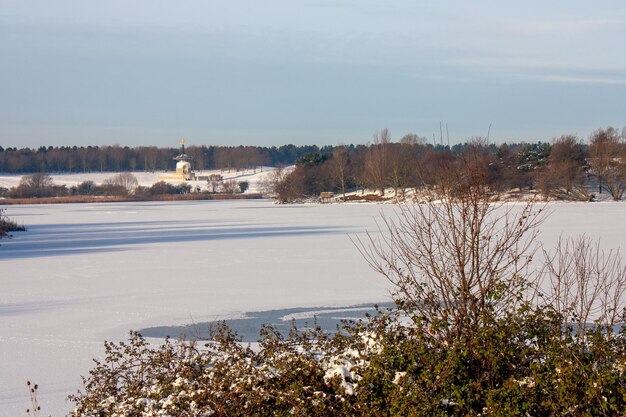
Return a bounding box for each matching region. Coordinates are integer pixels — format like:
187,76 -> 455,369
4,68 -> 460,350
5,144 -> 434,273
70,324 -> 357,416
69,307 -> 626,416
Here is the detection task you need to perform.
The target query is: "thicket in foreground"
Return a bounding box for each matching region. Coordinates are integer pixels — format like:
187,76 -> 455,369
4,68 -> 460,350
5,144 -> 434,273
69,172 -> 626,416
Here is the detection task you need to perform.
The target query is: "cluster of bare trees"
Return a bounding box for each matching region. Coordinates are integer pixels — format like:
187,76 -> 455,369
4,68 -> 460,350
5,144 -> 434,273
534,128 -> 626,201
588,127 -> 626,199
6,172 -> 64,198
542,236 -> 626,342
204,174 -> 249,194
535,135 -> 588,200
356,169 -> 545,342
274,127 -> 626,202
357,164 -> 626,348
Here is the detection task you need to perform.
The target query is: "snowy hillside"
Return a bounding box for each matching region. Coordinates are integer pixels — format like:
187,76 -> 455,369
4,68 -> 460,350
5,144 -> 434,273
0,166 -> 280,194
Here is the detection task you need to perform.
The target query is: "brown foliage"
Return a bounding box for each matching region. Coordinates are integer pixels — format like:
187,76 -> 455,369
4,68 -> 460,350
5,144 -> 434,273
535,135 -> 589,200
589,127 -> 626,200
364,129 -> 390,195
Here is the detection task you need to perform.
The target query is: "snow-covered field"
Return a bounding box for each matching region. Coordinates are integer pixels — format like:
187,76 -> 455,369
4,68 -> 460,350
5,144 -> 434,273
0,200 -> 624,416
0,167 -> 275,194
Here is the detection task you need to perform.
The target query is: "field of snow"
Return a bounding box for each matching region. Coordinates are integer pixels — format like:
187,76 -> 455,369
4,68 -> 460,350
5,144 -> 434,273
0,167 -> 276,194
0,200 -> 625,416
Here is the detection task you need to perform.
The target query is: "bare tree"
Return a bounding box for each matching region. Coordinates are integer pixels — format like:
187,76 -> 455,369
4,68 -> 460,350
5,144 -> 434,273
331,146 -> 350,200
21,172 -> 54,190
364,129 -> 389,196
220,180 -> 239,194
605,158 -> 626,200
13,173 -> 56,198
415,148 -> 455,190
541,236 -> 626,342
399,133 -> 426,146
355,174 -> 545,344
536,135 -> 588,200
387,143 -> 412,198
104,173 -> 139,196
139,146 -> 159,171
258,165 -> 287,196
588,127 -> 626,200
457,138 -> 498,191
207,174 -> 223,193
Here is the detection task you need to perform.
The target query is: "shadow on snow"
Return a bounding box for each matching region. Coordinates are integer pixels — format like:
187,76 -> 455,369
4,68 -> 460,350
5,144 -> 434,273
0,220 -> 354,260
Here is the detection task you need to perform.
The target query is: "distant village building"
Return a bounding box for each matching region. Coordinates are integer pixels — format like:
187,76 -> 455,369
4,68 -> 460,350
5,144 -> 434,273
159,138 -> 197,182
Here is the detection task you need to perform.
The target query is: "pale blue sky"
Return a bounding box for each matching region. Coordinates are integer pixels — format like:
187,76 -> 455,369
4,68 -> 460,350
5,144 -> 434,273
1,0 -> 625,147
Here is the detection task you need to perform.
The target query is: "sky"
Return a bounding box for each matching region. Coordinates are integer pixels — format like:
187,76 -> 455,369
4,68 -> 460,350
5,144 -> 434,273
1,0 -> 625,148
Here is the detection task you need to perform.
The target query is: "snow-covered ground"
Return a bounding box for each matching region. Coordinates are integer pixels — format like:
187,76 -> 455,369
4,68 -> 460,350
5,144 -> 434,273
0,167 -> 276,194
0,200 -> 624,416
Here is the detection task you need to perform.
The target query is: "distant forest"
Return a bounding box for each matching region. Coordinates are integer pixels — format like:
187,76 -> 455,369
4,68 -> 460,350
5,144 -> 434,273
0,144 -> 328,173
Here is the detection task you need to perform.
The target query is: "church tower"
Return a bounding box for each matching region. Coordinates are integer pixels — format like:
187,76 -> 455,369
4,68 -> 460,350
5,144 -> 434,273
173,138 -> 193,179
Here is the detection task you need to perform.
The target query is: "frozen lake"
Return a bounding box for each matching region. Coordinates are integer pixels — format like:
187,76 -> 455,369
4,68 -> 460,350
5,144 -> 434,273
0,199 -> 624,416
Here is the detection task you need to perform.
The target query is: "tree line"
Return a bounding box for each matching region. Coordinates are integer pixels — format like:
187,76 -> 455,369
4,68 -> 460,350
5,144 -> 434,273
0,144 -> 329,173
3,126 -> 625,202
274,126 -> 626,202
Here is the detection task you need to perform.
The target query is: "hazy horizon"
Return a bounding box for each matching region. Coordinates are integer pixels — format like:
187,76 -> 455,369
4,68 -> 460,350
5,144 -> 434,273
2,1 -> 625,148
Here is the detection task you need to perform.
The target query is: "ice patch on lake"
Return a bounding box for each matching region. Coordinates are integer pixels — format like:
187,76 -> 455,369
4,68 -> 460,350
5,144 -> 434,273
139,302 -> 395,342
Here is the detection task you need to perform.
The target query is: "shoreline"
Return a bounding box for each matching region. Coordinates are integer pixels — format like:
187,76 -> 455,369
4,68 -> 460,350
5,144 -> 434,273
0,193 -> 264,205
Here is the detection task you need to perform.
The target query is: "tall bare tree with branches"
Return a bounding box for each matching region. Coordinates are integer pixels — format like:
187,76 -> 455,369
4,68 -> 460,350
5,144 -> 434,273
588,127 -> 626,200
364,129 -> 389,196
541,236 -> 626,343
355,168 -> 546,345
331,145 -> 350,200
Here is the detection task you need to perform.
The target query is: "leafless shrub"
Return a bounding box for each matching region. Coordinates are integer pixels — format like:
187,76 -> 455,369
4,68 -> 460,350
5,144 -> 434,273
103,172 -> 139,196
331,146 -> 350,200
258,165 -> 287,196
541,236 -> 626,341
0,207 -> 25,238
587,126 -> 626,200
10,173 -> 61,198
354,176 -> 545,344
364,129 -> 389,196
220,179 -> 239,194
536,135 -> 589,201
207,174 -> 223,193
